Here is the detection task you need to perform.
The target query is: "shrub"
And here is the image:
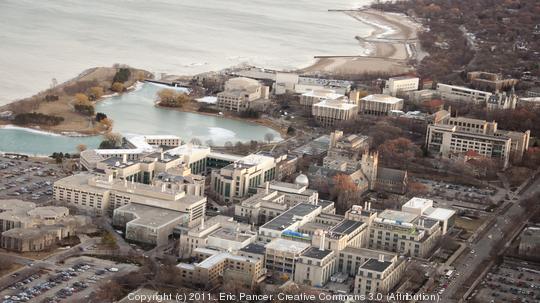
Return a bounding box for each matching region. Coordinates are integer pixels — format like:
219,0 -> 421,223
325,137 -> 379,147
14,113 -> 64,126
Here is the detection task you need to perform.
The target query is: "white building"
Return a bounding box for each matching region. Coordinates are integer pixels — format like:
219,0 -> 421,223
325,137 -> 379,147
383,76 -> 419,97
312,99 -> 358,127
274,72 -> 352,95
80,134 -> 181,170
401,197 -> 455,234
436,83 -> 492,104
299,89 -> 347,110
359,94 -> 404,116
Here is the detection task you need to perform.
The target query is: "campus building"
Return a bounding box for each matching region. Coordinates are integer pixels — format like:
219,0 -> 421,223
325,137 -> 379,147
217,77 -> 269,112
112,203 -> 187,246
274,72 -> 352,95
436,83 -> 492,104
299,89 -> 347,111
53,173 -> 206,222
258,203 -> 323,243
265,238 -> 310,275
177,247 -> 265,289
0,200 -> 88,252
80,134 -> 181,170
401,197 -> 456,235
467,71 -> 518,92
486,91 -> 517,110
358,95 -> 404,116
354,255 -> 406,296
178,215 -> 256,258
368,210 -> 442,258
383,76 -> 419,97
294,246 -> 337,287
312,99 -> 358,127
234,181 -> 320,225
425,116 -> 530,167
210,153 -> 278,203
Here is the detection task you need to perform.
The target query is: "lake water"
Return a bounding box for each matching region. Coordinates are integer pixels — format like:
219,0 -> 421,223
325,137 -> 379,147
95,83 -> 282,145
0,83 -> 282,156
0,0 -> 372,104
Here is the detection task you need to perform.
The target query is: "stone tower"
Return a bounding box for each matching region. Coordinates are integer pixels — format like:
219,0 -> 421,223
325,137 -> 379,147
360,151 -> 379,190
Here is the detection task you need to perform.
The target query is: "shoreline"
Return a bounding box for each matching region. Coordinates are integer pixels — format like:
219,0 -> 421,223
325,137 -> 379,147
0,6 -> 421,141
299,8 -> 424,76
154,101 -> 288,139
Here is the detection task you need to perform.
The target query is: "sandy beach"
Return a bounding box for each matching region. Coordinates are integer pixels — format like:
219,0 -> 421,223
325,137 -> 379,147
300,8 -> 425,76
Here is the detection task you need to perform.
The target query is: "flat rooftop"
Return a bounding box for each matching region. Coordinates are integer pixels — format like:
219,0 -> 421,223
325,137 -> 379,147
301,247 -> 333,260
424,207 -> 456,221
379,210 -> 418,223
115,203 -> 186,229
208,228 -> 254,243
302,90 -> 344,100
341,247 -> 395,260
330,220 -> 365,236
261,203 -> 320,231
313,99 -> 357,110
240,243 -> 266,255
292,135 -> 331,156
404,197 -> 433,209
361,94 -> 403,104
265,238 -> 310,254
360,259 -> 393,273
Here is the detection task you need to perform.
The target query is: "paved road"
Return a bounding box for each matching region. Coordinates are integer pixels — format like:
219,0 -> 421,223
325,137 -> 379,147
438,176 -> 540,302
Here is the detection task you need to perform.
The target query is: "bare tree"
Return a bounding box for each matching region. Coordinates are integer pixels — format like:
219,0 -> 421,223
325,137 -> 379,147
190,138 -> 202,145
264,133 -> 275,143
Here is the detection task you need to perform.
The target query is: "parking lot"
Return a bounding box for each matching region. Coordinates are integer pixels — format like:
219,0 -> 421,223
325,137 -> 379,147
415,178 -> 497,211
0,157 -> 70,203
472,259 -> 540,303
0,256 -> 138,303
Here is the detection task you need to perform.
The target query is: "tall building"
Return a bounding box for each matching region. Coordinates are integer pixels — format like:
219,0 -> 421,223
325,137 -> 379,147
425,116 -> 530,167
217,77 -> 269,112
359,94 -> 404,116
210,154 -> 278,203
383,76 -> 419,97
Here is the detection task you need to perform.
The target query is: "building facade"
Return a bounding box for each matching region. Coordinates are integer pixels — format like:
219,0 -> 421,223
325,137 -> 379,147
312,99 -> 358,127
359,95 -> 404,116
383,76 -> 419,97
436,83 -> 492,104
217,77 -> 269,112
210,154 -> 277,203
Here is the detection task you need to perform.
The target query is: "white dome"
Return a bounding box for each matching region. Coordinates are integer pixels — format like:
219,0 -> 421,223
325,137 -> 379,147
295,173 -> 309,187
